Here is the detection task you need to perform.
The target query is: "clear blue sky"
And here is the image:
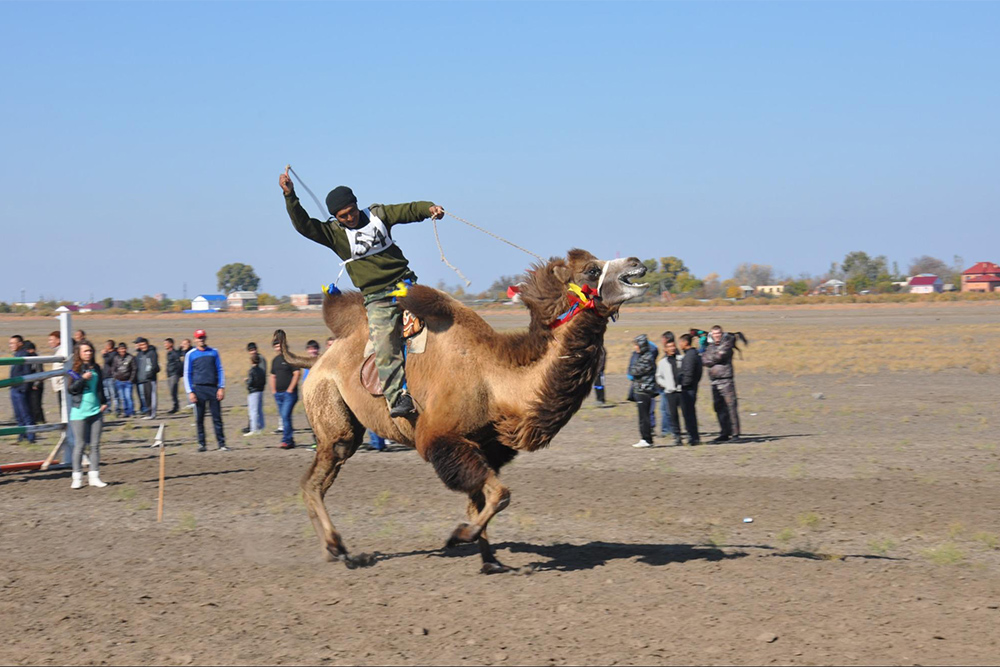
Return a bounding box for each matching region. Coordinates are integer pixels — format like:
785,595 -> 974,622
2,1 -> 998,302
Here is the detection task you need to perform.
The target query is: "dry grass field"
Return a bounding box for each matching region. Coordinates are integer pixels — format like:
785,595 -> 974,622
2,300 -> 999,665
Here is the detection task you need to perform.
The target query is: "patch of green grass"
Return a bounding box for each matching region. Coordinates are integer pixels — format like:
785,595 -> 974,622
174,512 -> 197,532
116,485 -> 137,502
868,537 -> 897,557
922,542 -> 964,565
971,532 -> 999,550
776,527 -> 795,544
134,500 -> 152,511
703,530 -> 727,549
796,512 -> 821,530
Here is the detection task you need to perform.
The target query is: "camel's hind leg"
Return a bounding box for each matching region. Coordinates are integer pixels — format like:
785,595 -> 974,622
301,404 -> 366,566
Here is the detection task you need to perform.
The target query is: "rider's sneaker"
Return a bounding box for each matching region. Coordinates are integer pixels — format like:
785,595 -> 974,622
389,393 -> 417,419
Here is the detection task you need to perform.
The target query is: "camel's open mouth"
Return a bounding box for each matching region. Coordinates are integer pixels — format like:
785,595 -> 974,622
618,266 -> 649,290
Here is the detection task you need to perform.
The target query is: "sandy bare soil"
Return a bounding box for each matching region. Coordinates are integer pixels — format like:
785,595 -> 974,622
2,303 -> 1000,665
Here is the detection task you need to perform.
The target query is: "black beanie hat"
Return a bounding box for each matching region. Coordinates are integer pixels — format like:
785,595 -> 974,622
326,186 -> 358,215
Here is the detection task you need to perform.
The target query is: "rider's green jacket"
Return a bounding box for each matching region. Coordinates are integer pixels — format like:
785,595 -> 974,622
284,191 -> 435,297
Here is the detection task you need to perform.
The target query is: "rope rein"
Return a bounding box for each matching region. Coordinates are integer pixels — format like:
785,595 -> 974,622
285,165 -> 544,287
442,211 -> 545,263
286,165 -> 328,221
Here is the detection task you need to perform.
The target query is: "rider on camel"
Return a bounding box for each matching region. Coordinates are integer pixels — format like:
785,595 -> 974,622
279,169 -> 444,419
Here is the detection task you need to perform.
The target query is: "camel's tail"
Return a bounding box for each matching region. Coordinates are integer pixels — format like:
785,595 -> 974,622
271,329 -> 319,370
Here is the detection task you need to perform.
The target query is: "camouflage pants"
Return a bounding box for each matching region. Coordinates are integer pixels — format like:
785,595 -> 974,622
364,291 -> 406,406
711,379 -> 740,438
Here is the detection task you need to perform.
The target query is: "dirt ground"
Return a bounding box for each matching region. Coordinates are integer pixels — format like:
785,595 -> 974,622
2,303 -> 1000,665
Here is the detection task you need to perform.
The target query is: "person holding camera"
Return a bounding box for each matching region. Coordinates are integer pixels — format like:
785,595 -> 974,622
67,340 -> 108,489
702,325 -> 742,443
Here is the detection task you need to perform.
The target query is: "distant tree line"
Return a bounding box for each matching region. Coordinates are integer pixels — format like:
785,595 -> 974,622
1,254 -> 972,313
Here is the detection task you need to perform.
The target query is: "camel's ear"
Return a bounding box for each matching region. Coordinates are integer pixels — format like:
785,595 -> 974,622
552,264 -> 573,284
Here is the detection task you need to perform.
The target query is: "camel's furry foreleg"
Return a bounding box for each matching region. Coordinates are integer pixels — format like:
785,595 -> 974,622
422,432 -> 515,573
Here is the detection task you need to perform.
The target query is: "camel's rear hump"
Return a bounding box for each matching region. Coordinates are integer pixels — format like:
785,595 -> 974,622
323,291 -> 367,338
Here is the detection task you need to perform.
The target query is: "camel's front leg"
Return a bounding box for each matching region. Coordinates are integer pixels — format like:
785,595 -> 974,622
463,494 -> 506,573
422,433 -> 513,574
446,474 -> 510,547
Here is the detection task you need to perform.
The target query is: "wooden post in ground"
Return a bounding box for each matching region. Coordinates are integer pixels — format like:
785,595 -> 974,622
39,432 -> 67,471
154,424 -> 166,522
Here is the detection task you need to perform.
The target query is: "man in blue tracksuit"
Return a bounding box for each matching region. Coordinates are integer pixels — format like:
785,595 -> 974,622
183,329 -> 228,452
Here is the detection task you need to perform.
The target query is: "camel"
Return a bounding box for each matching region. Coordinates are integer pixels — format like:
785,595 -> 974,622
273,249 -> 648,573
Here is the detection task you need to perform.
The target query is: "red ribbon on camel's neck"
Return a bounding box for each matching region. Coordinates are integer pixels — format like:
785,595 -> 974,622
506,283 -> 599,329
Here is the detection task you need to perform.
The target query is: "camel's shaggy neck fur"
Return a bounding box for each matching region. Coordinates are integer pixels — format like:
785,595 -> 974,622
478,257 -> 610,451
495,307 -> 607,451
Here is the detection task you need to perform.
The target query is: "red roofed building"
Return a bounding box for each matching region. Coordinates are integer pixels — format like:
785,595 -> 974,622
908,274 -> 943,294
961,262 -> 1000,293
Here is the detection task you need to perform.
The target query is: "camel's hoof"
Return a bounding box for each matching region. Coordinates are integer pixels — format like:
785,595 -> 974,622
445,522 -> 481,549
343,552 -> 377,569
481,561 -> 513,575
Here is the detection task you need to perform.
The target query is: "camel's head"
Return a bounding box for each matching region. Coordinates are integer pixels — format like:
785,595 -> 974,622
520,249 -> 648,324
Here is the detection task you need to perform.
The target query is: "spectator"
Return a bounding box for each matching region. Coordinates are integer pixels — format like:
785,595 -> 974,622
67,340 -> 108,489
270,341 -> 301,450
627,337 -> 658,430
242,343 -> 268,434
244,345 -> 266,437
7,335 -> 35,443
302,340 -> 321,449
111,342 -> 137,417
677,333 -> 703,445
593,346 -> 606,404
656,335 -> 683,447
24,340 -> 45,425
658,331 -> 676,437
183,329 -> 227,452
164,338 -> 183,413
325,336 -> 334,349
72,329 -> 86,347
101,340 -> 119,417
302,339 -> 321,383
179,338 -> 195,409
134,337 -> 160,419
628,334 -> 657,449
702,325 -> 742,443
368,429 -> 387,452
48,330 -> 73,466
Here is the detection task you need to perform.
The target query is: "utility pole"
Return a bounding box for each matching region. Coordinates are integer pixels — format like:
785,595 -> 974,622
183,282 -> 187,300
